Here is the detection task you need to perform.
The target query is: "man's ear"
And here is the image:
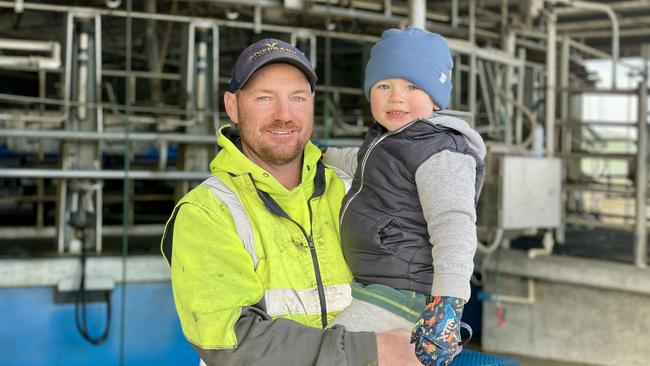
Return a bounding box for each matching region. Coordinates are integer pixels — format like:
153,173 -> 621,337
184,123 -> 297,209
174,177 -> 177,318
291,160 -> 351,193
224,91 -> 239,124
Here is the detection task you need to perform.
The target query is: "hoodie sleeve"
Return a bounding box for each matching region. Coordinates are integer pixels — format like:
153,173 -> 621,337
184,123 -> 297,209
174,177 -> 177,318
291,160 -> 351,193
414,150 -> 478,301
322,147 -> 359,176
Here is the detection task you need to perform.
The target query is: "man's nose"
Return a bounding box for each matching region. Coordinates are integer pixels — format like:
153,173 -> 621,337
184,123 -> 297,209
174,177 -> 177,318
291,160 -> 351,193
272,99 -> 292,121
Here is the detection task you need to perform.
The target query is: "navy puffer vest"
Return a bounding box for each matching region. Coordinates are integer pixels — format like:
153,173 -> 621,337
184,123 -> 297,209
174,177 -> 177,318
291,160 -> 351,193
340,119 -> 484,294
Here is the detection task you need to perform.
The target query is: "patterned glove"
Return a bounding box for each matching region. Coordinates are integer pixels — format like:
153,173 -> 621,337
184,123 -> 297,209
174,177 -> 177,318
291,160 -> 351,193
410,296 -> 466,366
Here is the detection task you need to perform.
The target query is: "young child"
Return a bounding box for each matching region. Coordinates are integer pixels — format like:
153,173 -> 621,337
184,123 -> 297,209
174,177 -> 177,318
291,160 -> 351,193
325,28 -> 486,366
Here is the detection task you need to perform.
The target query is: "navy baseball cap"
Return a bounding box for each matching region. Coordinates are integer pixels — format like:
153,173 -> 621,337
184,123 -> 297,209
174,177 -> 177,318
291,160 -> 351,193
228,38 -> 317,92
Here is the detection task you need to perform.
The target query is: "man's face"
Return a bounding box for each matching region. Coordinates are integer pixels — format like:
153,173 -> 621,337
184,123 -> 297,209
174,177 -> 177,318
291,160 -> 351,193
224,63 -> 314,168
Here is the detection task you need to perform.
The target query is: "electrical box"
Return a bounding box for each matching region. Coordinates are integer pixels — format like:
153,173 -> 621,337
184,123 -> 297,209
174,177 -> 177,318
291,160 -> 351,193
500,156 -> 561,230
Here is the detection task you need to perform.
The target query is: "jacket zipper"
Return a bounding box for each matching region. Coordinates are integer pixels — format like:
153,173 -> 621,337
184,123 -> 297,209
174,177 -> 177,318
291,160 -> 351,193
306,199 -> 328,329
339,119 -> 420,226
250,174 -> 329,329
278,199 -> 327,329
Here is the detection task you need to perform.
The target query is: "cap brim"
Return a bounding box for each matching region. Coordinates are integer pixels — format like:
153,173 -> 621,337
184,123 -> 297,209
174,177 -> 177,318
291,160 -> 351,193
238,55 -> 317,91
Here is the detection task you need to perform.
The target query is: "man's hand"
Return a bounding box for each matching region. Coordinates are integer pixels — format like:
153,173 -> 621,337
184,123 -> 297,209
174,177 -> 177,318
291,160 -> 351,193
376,329 -> 420,366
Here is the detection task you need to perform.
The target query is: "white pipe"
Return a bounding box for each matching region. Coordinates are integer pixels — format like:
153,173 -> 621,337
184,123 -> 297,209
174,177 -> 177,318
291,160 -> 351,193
310,34 -> 317,70
0,38 -> 59,51
570,1 -> 619,89
105,0 -> 121,8
196,39 -> 207,124
503,30 -> 516,146
634,61 -> 648,268
254,5 -> 262,34
446,39 -> 523,68
0,39 -> 61,70
515,48 -> 526,144
477,228 -> 504,254
77,31 -> 89,121
545,10 -> 556,157
468,0 -> 477,126
384,0 -> 391,17
495,278 -> 536,305
0,168 -> 210,180
528,230 -> 556,258
558,36 -> 570,246
408,0 -> 426,29
0,128 -> 217,143
451,0 -> 458,28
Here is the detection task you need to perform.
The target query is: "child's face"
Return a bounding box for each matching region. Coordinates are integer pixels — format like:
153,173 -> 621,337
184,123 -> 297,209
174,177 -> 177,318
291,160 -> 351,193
370,78 -> 437,131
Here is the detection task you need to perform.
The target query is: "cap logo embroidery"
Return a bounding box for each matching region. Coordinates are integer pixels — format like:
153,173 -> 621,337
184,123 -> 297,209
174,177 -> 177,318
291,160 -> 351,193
438,72 -> 447,84
248,42 -> 298,61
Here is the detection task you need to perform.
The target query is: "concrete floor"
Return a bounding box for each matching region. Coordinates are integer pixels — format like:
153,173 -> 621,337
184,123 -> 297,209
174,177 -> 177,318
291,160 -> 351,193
493,352 -> 594,366
479,234 -> 650,366
466,344 -> 594,366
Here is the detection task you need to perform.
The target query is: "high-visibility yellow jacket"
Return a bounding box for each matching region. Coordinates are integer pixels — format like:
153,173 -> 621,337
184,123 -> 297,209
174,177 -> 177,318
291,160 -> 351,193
161,126 -> 360,357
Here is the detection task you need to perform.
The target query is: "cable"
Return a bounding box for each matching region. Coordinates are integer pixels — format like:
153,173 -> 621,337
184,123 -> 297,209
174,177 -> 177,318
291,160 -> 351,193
74,227 -> 111,345
492,244 -> 505,327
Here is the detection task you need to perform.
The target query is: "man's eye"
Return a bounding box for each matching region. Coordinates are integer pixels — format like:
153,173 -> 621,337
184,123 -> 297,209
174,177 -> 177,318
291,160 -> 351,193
291,96 -> 307,103
256,96 -> 272,102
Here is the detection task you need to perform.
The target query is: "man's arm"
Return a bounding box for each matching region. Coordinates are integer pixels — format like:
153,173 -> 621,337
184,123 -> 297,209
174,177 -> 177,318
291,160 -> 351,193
199,308 -> 420,366
198,306 -> 377,366
166,198 -> 379,365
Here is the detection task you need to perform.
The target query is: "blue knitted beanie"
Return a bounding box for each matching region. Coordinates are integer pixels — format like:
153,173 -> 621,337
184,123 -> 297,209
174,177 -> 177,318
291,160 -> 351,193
364,27 -> 453,110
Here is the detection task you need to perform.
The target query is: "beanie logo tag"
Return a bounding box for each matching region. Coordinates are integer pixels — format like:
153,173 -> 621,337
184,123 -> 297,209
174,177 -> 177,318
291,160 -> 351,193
438,72 -> 447,84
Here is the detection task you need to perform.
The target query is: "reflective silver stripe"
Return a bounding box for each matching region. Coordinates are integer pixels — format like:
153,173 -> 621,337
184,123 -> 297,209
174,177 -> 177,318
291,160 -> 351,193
202,176 -> 258,269
328,165 -> 353,193
265,284 -> 352,317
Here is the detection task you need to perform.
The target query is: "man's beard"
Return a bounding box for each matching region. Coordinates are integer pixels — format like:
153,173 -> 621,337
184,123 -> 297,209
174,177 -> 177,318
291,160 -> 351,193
238,118 -> 311,166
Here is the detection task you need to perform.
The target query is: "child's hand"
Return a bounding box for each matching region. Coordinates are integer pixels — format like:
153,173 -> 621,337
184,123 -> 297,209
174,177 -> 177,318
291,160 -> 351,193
410,296 -> 465,366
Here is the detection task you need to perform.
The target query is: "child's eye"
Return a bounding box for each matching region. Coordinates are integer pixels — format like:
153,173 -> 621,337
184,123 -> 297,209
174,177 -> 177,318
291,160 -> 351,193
406,84 -> 418,91
376,84 -> 390,90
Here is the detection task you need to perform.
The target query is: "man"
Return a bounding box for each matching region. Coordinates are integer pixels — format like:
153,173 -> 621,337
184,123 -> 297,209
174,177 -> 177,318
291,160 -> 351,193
161,38 -> 418,365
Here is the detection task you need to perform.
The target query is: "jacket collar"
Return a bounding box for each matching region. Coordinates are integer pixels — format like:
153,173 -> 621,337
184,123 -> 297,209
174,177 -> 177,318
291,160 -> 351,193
209,125 -> 322,194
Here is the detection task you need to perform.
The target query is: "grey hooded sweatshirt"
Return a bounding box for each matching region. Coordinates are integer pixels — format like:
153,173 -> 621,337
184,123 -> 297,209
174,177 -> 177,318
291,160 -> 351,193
324,114 -> 486,301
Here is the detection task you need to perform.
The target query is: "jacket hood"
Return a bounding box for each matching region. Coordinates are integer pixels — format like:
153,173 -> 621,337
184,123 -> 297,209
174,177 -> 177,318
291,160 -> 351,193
209,125 -> 322,193
424,114 -> 486,159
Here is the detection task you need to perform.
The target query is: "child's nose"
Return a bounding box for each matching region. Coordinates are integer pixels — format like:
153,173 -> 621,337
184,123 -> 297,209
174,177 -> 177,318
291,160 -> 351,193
389,89 -> 404,102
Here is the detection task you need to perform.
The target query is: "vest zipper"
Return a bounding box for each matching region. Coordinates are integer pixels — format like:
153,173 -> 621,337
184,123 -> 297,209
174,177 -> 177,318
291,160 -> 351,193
339,119 -> 421,226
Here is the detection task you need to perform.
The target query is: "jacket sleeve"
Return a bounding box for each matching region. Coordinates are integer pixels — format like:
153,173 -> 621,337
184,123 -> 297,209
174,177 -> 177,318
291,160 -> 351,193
165,196 -> 377,366
322,147 -> 359,176
414,150 -> 478,301
198,306 -> 378,366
